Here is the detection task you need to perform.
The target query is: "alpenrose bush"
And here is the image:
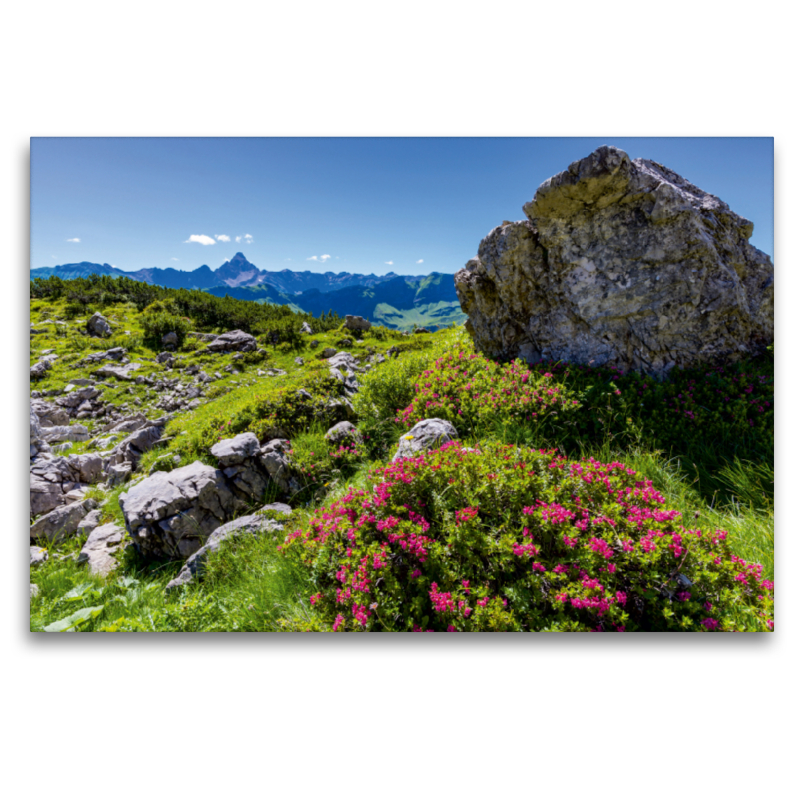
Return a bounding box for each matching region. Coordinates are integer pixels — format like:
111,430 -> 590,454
282,441 -> 773,632
396,350 -> 580,437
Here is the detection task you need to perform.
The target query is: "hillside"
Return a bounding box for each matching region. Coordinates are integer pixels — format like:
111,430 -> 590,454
31,253 -> 464,330
28,276 -> 774,633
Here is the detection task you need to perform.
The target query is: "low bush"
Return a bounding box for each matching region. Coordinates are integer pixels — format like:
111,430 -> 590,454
282,440 -> 773,632
397,349 -> 581,440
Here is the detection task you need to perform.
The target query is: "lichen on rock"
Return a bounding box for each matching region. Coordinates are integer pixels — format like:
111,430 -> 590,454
454,145 -> 773,376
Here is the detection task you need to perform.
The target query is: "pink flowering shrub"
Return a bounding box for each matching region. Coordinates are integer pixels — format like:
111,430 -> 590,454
396,350 -> 580,437
282,441 -> 774,632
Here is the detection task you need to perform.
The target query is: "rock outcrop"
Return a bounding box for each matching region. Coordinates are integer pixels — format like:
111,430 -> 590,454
206,329 -> 257,353
165,508 -> 288,592
392,418 -> 457,462
87,312 -> 112,338
120,461 -> 240,559
344,315 -> 371,331
454,146 -> 774,376
77,523 -> 127,576
30,498 -> 98,542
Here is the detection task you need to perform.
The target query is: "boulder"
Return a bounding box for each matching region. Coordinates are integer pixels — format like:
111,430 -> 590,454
211,432 -> 261,466
30,453 -> 102,516
40,424 -> 90,444
324,421 -> 362,445
105,424 -> 164,470
206,329 -> 258,353
92,363 -> 140,381
321,347 -> 337,358
392,418 -> 458,462
165,513 -> 284,592
30,408 -> 51,460
30,584 -> 39,599
344,315 -> 371,331
77,523 -> 126,576
76,509 -> 103,537
30,498 -> 98,543
119,461 -> 240,559
81,347 -> 127,364
30,546 -> 49,566
30,360 -> 52,381
301,322 -> 313,335
31,400 -> 70,427
87,312 -> 112,338
260,439 -> 301,497
454,145 -> 774,376
162,331 -> 179,347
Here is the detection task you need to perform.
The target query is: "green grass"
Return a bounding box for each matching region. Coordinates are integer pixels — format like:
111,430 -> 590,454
30,287 -> 774,632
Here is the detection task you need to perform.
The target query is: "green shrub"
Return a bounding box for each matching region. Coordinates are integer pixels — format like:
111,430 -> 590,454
397,348 -> 581,441
282,440 -> 773,632
141,306 -> 191,348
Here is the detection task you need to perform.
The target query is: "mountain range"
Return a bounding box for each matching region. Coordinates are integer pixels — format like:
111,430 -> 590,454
30,253 -> 466,331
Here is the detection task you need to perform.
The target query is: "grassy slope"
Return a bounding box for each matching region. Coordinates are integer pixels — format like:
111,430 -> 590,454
29,301 -> 773,632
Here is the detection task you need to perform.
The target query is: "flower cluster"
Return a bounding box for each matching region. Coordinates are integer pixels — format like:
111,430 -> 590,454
396,350 -> 580,437
281,440 -> 773,632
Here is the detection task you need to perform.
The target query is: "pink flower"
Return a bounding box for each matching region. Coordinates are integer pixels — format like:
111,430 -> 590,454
701,618 -> 720,631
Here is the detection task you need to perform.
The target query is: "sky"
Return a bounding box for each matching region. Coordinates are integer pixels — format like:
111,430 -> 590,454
30,137 -> 774,276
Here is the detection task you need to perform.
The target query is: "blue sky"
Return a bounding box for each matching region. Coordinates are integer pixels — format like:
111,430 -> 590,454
31,137 -> 774,276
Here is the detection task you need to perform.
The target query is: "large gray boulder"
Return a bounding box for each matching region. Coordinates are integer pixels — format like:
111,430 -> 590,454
344,315 -> 371,331
30,498 -> 97,543
392,418 -> 458,462
211,432 -> 271,502
40,424 -> 90,444
87,312 -> 112,338
260,439 -> 301,497
30,408 -> 51,460
165,513 -> 285,592
31,400 -> 70,428
206,329 -> 257,353
77,523 -> 127,576
30,453 -> 102,516
119,461 -> 240,559
324,421 -> 362,446
454,145 -> 774,376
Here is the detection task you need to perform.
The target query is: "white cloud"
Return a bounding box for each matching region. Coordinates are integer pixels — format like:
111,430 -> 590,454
416,259 -> 424,264
244,233 -> 253,240
66,238 -> 80,243
235,236 -> 242,243
184,234 -> 216,246
385,261 -> 394,265
216,234 -> 231,242
171,258 -> 179,261
307,254 -> 332,263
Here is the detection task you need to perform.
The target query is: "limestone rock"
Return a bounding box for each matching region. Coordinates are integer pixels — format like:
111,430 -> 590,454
77,523 -> 126,576
454,145 -> 774,376
211,432 -> 261,466
260,439 -> 301,497
87,312 -> 112,338
344,315 -> 371,331
77,509 -> 103,537
324,421 -> 362,445
40,424 -> 90,444
165,514 -> 283,592
31,400 -> 70,427
30,546 -> 49,566
119,461 -> 239,559
392,418 -> 458,462
30,584 -> 39,599
206,329 -> 258,353
321,347 -> 337,358
30,498 -> 98,543
162,331 -> 179,347
301,322 -> 313,335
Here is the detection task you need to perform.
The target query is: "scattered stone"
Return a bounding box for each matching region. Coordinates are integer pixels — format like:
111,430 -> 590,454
260,439 -> 301,497
120,461 -> 240,560
30,498 -> 98,543
30,584 -> 39,599
211,432 -> 261,466
30,359 -> 52,380
392,418 -> 458,462
321,347 -> 337,358
40,424 -> 90,444
324,421 -> 362,445
30,453 -> 102,516
294,357 -> 305,366
87,312 -> 112,338
206,329 -> 258,353
454,145 -> 774,376
77,509 -> 103,537
165,513 -> 284,592
310,339 -> 319,348
92,363 -> 140,381
162,331 -> 179,347
30,546 -> 49,566
31,400 -> 70,428
189,331 -> 218,343
78,523 -> 127,576
345,315 -> 371,331
301,322 -> 313,335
